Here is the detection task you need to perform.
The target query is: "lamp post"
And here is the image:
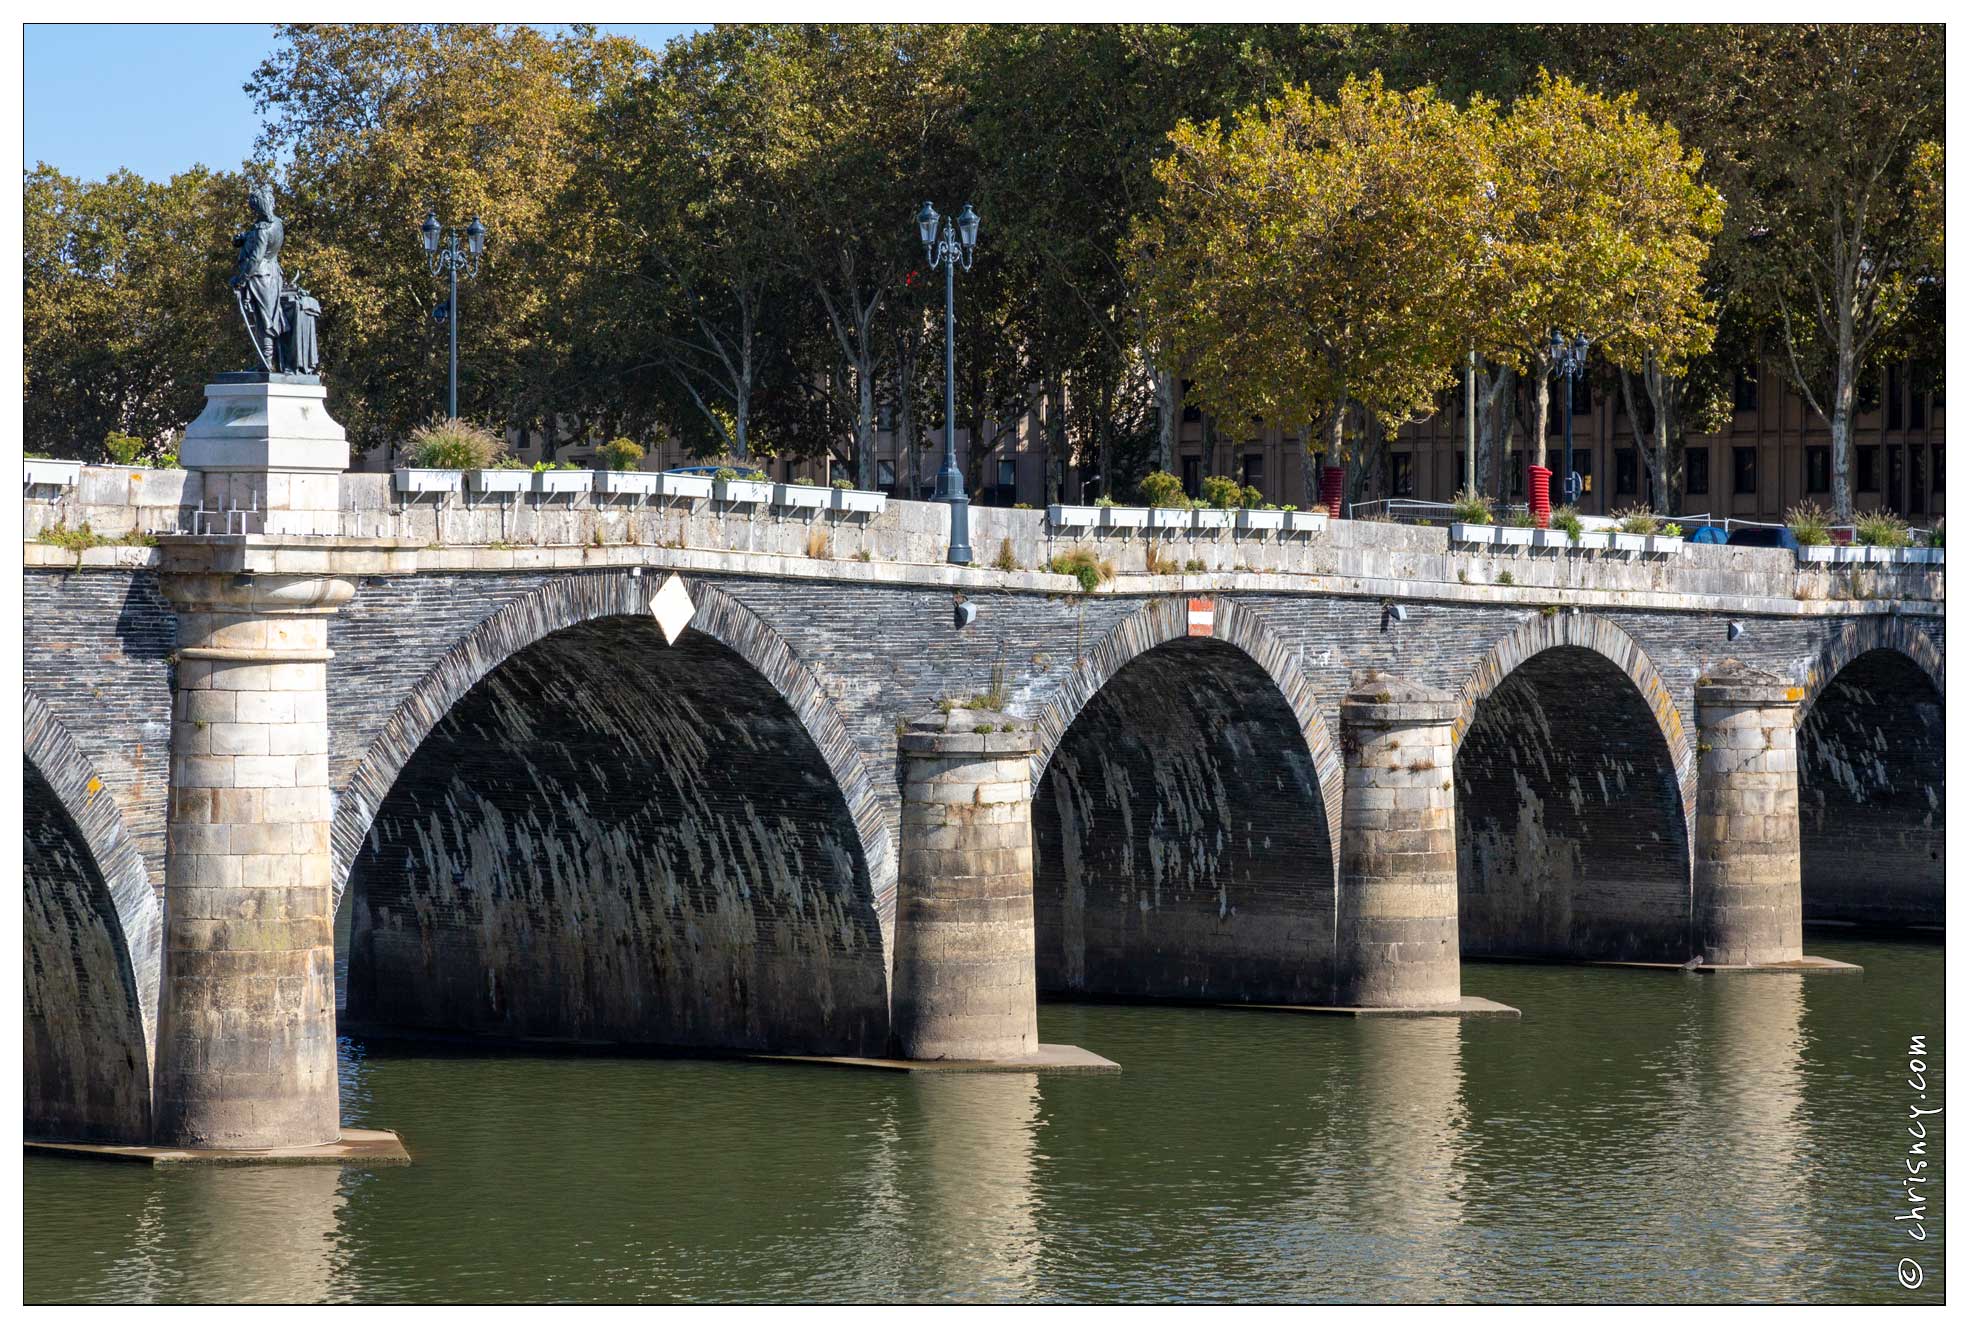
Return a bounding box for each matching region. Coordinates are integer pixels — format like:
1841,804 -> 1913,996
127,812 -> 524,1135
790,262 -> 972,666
917,200 -> 979,565
1549,330 -> 1590,507
421,212 -> 486,420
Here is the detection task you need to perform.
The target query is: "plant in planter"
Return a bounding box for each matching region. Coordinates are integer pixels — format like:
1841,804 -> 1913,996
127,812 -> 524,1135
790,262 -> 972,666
1552,505 -> 1585,545
1048,545 -> 1115,593
1786,501 -> 1833,548
594,437 -> 645,472
399,415 -> 508,495
1450,489 -> 1494,524
713,466 -> 772,504
1853,508 -> 1911,548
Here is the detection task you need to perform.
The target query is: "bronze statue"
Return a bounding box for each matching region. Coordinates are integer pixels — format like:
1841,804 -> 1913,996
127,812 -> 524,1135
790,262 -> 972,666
230,184 -> 287,371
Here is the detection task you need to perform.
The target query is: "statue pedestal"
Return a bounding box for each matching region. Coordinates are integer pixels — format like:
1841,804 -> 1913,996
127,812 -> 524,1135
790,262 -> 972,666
180,375 -> 348,537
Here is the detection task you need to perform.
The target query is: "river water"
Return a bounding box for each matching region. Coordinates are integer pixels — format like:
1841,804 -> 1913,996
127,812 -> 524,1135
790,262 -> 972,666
24,934 -> 1943,1304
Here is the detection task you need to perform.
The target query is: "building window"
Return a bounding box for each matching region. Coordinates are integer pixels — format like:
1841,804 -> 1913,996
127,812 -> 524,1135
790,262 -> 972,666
1733,368 -> 1759,413
997,459 -> 1016,501
1455,451 -> 1468,492
1241,453 -> 1264,491
1686,447 -> 1710,496
1733,446 -> 1757,496
1888,445 -> 1905,507
1858,445 -> 1880,492
1391,452 -> 1414,498
1932,444 -> 1944,495
877,460 -> 897,490
1181,455 -> 1201,498
1574,449 -> 1594,497
1572,376 -> 1592,415
1910,446 -> 1927,514
1615,448 -> 1637,495
1888,365 -> 1905,432
1510,463 -> 1524,497
1805,446 -> 1830,494
1912,389 -> 1928,431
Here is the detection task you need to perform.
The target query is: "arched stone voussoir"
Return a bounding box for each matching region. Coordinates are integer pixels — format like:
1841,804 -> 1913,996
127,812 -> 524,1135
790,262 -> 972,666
1800,616 -> 1944,716
329,572 -> 895,936
1455,611 -> 1696,821
1026,595 -> 1344,857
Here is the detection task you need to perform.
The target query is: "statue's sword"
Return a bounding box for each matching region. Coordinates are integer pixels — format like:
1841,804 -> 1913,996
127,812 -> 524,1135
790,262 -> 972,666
233,283 -> 273,372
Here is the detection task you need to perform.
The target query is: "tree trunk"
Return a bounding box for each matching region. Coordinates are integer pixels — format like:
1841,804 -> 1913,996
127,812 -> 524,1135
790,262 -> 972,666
1528,353 -> 1552,469
1830,351 -> 1857,520
1475,362 -> 1512,501
1043,377 -> 1065,506
1154,368 -> 1182,473
855,359 -> 876,491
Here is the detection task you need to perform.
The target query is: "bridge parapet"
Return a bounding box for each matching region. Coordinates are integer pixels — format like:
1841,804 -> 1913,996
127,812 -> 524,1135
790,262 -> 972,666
22,465 -> 1945,616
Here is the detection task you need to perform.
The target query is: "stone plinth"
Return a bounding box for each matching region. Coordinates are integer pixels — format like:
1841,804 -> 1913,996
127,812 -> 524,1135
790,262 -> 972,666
891,708 -> 1040,1061
153,571 -> 353,1149
1694,662 -> 1805,967
1336,672 -> 1463,1008
179,375 -> 348,538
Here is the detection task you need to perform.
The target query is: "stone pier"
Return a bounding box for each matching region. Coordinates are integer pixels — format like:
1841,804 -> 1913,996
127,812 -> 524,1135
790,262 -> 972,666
891,708 -> 1042,1061
1335,673 -> 1467,1009
1693,662 -> 1806,967
152,571 -> 352,1148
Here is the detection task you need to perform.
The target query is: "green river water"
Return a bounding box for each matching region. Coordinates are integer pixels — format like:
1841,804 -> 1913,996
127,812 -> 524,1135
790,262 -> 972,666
23,934 -> 1944,1304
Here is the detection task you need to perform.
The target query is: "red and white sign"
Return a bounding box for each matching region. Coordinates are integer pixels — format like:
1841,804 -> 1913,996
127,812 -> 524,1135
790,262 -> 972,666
1187,597 -> 1215,637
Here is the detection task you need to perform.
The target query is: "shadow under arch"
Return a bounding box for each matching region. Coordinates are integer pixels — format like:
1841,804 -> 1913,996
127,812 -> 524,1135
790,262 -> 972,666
23,692 -> 161,1142
1797,621 -> 1944,927
336,573 -> 893,1058
1452,613 -> 1695,962
1028,597 -> 1342,1004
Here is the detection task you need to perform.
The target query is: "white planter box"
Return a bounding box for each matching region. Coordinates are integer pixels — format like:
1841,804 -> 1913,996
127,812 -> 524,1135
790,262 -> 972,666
1531,526 -> 1568,548
774,482 -> 831,512
1237,509 -> 1285,534
1145,506 -> 1192,530
1573,531 -> 1614,552
1100,505 -> 1148,530
713,478 -> 772,505
1281,510 -> 1326,534
533,469 -> 595,496
395,467 -> 464,496
1646,535 -> 1686,556
1610,531 -> 1649,553
1908,546 -> 1944,565
24,459 -> 84,487
1449,521 -> 1493,544
1496,526 -> 1534,547
1191,508 -> 1234,531
1798,545 -> 1838,564
654,472 -> 714,501
830,487 -> 887,515
468,468 -> 532,495
596,470 -> 664,497
1047,503 -> 1099,528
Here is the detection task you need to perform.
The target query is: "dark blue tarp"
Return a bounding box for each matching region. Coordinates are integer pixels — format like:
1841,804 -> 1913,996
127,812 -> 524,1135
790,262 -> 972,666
1690,524 -> 1730,544
1725,525 -> 1801,551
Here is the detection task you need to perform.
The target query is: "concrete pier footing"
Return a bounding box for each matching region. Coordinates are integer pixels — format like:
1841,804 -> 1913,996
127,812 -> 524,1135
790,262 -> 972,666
1693,663 -> 1807,967
26,1128 -> 410,1169
1335,672 -> 1465,1009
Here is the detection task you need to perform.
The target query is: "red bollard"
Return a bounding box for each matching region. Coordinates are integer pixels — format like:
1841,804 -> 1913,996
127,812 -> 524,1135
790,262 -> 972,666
1321,465 -> 1345,520
1528,465 -> 1552,528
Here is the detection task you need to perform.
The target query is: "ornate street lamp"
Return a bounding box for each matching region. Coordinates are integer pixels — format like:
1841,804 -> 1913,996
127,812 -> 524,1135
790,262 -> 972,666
1549,330 -> 1591,507
918,200 -> 980,565
421,211 -> 487,419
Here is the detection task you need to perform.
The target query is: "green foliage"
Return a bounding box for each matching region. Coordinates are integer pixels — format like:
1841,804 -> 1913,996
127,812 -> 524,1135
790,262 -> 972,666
1049,546 -> 1115,593
1786,501 -> 1833,547
1095,494 -> 1118,508
1199,474 -> 1244,510
1552,505 -> 1584,543
1137,469 -> 1186,508
531,460 -> 580,472
1663,523 -> 1684,538
1505,510 -> 1536,528
1853,509 -> 1910,548
1496,570 -> 1515,586
1612,506 -> 1661,535
595,437 -> 646,472
1928,520 -> 1945,549
713,467 -> 739,482
992,538 -> 1019,573
103,431 -> 146,465
38,521 -> 156,553
1450,489 -> 1493,523
1184,558 -> 1206,572
406,417 -> 510,470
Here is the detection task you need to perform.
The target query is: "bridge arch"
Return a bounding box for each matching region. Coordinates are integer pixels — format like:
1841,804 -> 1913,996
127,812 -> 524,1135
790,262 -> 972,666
1452,613 -> 1695,962
1796,619 -> 1944,927
23,692 -> 160,1142
1028,597 -> 1343,1004
335,572 -> 894,1057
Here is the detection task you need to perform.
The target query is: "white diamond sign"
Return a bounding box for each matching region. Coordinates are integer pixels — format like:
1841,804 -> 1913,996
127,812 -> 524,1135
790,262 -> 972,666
649,573 -> 696,645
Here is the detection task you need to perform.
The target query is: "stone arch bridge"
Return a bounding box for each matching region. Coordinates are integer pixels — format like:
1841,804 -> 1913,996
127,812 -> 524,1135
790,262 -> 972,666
23,470 -> 1944,1151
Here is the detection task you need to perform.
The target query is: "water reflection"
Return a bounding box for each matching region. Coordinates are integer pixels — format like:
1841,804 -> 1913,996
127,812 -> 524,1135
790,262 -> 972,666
1703,975 -> 1813,1299
902,1074 -> 1044,1301
1354,1018 -> 1469,1299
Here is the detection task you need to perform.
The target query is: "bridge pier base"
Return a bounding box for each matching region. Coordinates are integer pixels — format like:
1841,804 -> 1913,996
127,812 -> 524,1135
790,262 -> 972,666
152,572 -> 356,1150
891,708 -> 1113,1069
1335,673 -> 1468,1009
1694,663 -> 1807,968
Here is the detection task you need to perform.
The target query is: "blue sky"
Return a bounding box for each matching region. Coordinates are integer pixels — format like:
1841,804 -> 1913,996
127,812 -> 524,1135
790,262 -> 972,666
25,23 -> 707,182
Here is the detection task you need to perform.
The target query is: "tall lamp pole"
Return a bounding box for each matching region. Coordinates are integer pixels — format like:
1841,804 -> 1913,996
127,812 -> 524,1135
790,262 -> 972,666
421,212 -> 486,419
1549,330 -> 1590,507
918,200 -> 979,565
